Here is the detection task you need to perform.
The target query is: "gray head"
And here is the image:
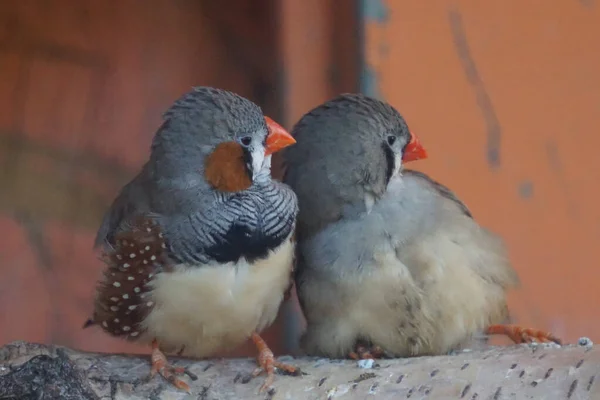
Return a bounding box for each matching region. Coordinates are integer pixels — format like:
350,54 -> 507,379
148,87 -> 295,193
283,93 -> 427,238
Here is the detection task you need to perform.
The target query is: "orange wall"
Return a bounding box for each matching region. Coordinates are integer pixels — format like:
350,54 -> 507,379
363,1 -> 600,343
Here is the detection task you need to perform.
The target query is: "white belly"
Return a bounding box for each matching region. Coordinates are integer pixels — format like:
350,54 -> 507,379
140,238 -> 294,357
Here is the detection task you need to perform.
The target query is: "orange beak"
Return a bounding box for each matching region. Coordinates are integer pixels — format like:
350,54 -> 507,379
264,116 -> 296,156
402,131 -> 428,162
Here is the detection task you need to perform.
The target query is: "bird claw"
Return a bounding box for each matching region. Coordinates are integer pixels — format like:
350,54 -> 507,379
150,339 -> 190,392
250,332 -> 299,392
349,341 -> 386,360
486,324 -> 562,345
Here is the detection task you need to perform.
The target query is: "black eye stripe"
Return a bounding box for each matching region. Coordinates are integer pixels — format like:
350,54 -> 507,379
382,143 -> 395,186
242,147 -> 253,180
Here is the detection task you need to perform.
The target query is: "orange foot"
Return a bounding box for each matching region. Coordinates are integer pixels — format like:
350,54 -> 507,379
250,332 -> 300,392
348,340 -> 386,360
486,324 -> 562,345
150,339 -> 190,392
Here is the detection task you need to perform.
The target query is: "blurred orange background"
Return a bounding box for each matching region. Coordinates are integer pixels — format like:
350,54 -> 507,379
0,0 -> 598,358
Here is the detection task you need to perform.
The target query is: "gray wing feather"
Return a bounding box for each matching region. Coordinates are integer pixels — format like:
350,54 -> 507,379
403,169 -> 473,219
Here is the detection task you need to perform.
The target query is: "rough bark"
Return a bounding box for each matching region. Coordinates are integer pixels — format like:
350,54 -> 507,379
0,341 -> 598,400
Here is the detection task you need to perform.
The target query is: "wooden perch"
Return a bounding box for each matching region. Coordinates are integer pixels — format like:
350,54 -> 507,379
0,341 -> 598,399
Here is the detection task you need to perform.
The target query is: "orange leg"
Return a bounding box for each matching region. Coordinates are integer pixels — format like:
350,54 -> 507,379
250,332 -> 299,392
348,341 -> 385,360
150,339 -> 190,392
486,324 -> 562,345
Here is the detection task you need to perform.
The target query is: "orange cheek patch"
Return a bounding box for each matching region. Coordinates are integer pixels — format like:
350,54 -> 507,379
204,142 -> 252,192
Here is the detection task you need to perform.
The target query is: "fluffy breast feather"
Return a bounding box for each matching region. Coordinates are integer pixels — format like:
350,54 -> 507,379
141,236 -> 295,357
297,173 -> 519,357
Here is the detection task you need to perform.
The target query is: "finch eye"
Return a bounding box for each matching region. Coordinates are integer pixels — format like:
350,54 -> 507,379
386,135 -> 396,146
240,136 -> 252,147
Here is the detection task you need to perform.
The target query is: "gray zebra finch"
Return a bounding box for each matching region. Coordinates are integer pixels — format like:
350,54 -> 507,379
84,87 -> 299,393
282,93 -> 561,360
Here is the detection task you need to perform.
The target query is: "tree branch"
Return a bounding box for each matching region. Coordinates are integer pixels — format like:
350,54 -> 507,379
0,341 -> 597,399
